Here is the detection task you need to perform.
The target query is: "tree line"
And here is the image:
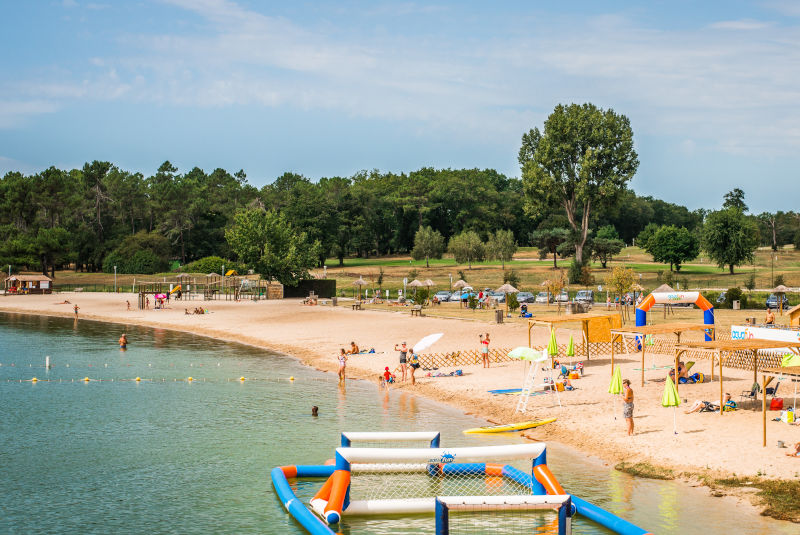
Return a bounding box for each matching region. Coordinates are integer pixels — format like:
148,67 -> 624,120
2,103 -> 798,284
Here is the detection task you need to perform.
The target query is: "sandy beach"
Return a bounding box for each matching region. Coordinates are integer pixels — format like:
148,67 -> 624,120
2,293 -> 799,484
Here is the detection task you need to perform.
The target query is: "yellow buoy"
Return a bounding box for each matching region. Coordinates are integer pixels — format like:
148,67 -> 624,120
188,377 -> 193,382
240,376 -> 245,381
135,377 -> 141,382
32,377 -> 38,382
289,376 -> 295,381
84,377 -> 90,382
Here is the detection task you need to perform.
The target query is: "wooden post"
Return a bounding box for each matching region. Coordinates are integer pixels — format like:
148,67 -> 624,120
610,333 -> 616,376
762,373 -> 768,447
674,350 -> 681,395
583,321 -> 590,360
719,351 -> 724,417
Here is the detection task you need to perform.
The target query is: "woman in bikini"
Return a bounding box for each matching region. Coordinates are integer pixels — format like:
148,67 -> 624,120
480,333 -> 491,368
337,348 -> 347,383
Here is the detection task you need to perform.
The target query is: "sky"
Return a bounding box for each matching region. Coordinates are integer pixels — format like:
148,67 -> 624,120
1,0 -> 799,213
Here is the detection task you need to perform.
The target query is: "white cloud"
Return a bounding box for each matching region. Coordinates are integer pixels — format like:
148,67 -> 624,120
709,19 -> 772,30
0,100 -> 59,128
7,1 -> 800,158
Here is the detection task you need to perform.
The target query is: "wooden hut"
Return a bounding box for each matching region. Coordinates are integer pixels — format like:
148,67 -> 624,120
788,303 -> 800,327
4,274 -> 54,294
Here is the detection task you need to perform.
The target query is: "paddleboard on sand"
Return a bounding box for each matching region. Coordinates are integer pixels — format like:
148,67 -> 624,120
463,417 -> 557,434
487,388 -> 522,394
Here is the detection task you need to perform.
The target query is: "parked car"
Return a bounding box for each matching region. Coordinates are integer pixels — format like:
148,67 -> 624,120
555,290 -> 569,303
575,290 -> 594,304
716,291 -> 727,305
488,291 -> 506,303
516,291 -> 535,303
534,291 -> 553,304
766,293 -> 790,310
448,291 -> 462,302
434,291 -> 452,301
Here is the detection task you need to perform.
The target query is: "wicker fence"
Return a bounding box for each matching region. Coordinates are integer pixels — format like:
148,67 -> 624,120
418,333 -> 787,372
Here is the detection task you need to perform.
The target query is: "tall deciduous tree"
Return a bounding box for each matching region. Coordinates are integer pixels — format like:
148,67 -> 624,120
723,188 -> 748,212
519,103 -> 639,264
702,208 -> 759,274
644,225 -> 699,272
225,208 -> 321,286
447,231 -> 485,269
411,226 -> 445,268
486,229 -> 517,269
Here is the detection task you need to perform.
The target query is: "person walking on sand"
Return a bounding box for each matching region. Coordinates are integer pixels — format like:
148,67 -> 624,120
126,300 -> 131,311
480,333 -> 491,368
73,304 -> 79,318
337,348 -> 347,383
394,342 -> 408,382
622,379 -> 634,436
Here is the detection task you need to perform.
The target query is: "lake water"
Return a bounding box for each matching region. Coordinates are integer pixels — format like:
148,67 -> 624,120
0,313 -> 794,534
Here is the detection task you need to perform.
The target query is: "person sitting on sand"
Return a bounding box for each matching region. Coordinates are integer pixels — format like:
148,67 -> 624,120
185,308 -> 190,315
765,308 -> 775,325
668,362 -> 688,382
685,393 -> 736,414
348,341 -> 360,354
786,442 -> 800,457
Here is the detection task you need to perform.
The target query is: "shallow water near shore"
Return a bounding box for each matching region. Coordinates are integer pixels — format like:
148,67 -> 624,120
0,312 -> 794,534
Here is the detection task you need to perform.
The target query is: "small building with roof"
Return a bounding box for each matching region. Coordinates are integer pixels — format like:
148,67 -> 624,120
4,274 -> 54,294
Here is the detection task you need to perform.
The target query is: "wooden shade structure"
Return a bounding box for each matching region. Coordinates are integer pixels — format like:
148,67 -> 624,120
610,323 -> 715,385
772,284 -> 790,315
527,313 -> 618,359
760,366 -> 800,446
674,339 -> 800,419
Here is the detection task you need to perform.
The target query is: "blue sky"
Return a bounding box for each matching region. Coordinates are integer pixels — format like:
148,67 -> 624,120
1,0 -> 798,212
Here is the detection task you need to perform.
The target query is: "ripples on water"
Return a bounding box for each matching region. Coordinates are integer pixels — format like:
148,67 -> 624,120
0,313 -> 793,534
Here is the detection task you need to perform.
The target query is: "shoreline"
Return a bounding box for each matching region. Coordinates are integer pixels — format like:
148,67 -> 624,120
1,293 -> 798,523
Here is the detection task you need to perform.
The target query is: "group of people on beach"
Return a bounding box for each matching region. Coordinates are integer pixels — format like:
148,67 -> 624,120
336,342 -> 365,382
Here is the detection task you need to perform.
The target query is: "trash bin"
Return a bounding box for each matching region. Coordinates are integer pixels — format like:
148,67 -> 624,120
732,300 -> 740,310
332,297 -> 338,306
495,309 -> 504,324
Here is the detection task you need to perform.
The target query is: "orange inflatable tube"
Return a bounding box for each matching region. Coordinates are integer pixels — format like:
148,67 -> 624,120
323,469 -> 351,522
313,473 -> 335,501
534,464 -> 565,495
485,463 -> 505,477
280,465 -> 298,478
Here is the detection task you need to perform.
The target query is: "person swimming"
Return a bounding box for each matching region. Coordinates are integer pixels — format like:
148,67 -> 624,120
118,333 -> 128,349
311,406 -> 319,417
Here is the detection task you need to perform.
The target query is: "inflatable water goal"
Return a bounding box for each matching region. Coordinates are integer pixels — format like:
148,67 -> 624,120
271,431 -> 651,535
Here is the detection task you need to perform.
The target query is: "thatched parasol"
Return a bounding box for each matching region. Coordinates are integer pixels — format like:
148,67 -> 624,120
653,284 -> 674,293
773,285 -> 790,315
424,279 -> 435,287
453,279 -> 468,289
352,277 -> 368,300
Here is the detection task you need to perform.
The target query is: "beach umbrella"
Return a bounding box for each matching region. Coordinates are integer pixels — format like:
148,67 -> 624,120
508,346 -> 546,362
453,279 -> 468,289
566,335 -> 575,357
352,277 -> 368,300
609,366 -> 623,420
424,279 -> 435,287
408,279 -> 423,299
547,328 -> 558,358
496,283 -> 518,314
781,353 -> 800,411
662,376 -> 681,434
413,333 -> 443,353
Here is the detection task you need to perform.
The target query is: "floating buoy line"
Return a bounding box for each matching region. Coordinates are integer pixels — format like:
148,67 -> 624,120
5,376 -> 307,384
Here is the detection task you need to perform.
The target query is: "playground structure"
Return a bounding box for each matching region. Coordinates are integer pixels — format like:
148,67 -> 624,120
135,274 -> 281,308
635,291 -> 714,341
271,431 -> 651,535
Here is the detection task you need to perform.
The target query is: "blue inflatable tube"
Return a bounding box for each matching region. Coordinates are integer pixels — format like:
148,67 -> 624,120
295,465 -> 336,478
271,467 -> 335,535
570,495 -> 651,535
501,465 -> 533,488
441,463 -> 485,476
